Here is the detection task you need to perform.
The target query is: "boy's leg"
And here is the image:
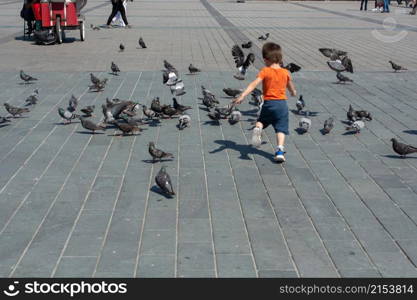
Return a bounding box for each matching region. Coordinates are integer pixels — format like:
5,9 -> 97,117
251,122 -> 263,147
274,132 -> 286,162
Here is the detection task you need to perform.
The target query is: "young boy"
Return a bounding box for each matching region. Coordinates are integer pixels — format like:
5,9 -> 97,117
233,42 -> 297,162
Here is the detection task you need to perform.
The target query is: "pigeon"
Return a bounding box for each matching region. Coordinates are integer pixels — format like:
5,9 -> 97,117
155,166 -> 175,197
323,117 -> 334,135
258,33 -> 270,40
202,94 -> 216,109
251,88 -> 263,106
356,110 -> 372,121
346,120 -> 364,134
90,24 -> 100,30
90,73 -> 100,85
170,80 -> 186,96
25,94 -> 39,105
143,104 -> 158,119
201,85 -> 215,98
347,105 -> 357,122
163,60 -> 177,74
327,56 -> 353,73
231,45 -> 255,80
114,122 -> 141,135
284,63 -> 301,73
68,94 -> 78,112
106,97 -> 121,106
391,138 -> 417,158
389,61 -> 407,72
89,78 -> 107,92
4,103 -> 29,117
0,116 -> 11,124
215,103 -> 235,118
223,88 -> 242,98
102,104 -> 115,123
162,105 -> 177,118
228,110 -> 242,125
20,70 -> 37,83
162,70 -> 169,84
173,98 -> 191,114
319,48 -> 347,60
165,71 -> 178,86
80,117 -> 106,133
111,62 -> 120,75
149,142 -> 174,162
119,43 -> 125,52
178,114 -> 191,130
138,37 -> 147,48
207,109 -> 221,122
241,41 -> 252,49
120,114 -> 144,126
58,107 -> 79,124
151,97 -> 164,114
106,100 -> 136,119
188,64 -> 201,74
80,105 -> 95,117
296,95 -> 305,114
336,72 -> 353,83
298,112 -> 311,134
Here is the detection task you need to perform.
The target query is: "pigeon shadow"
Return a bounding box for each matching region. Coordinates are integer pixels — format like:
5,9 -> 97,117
151,186 -> 174,198
295,128 -> 307,135
383,154 -> 417,159
240,108 -> 258,116
18,82 -> 35,85
77,131 -> 105,135
210,140 -> 274,162
108,72 -> 119,76
199,106 -> 211,112
146,119 -> 161,127
204,120 -> 220,126
0,124 -> 11,128
142,158 -> 174,164
340,120 -> 352,125
404,130 -> 417,135
320,128 -> 330,136
343,131 -> 357,136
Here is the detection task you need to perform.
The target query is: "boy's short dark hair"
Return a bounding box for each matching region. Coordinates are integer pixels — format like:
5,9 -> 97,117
262,42 -> 283,64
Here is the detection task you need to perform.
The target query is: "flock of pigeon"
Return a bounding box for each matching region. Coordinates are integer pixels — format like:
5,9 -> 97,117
1,34 -> 416,197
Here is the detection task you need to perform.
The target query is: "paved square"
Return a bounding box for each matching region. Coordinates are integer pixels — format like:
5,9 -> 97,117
1,0 -> 417,277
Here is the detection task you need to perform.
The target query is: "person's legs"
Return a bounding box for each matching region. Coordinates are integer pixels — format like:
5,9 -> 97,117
272,100 -> 289,162
411,2 -> 417,14
365,0 -> 368,10
361,0 -> 364,10
106,2 -> 119,25
274,132 -> 286,162
118,2 -> 129,26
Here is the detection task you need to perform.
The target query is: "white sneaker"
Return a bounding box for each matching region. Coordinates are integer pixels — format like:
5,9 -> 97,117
274,149 -> 286,163
251,127 -> 262,147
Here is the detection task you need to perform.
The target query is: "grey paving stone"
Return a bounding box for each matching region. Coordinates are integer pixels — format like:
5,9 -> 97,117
54,257 -> 97,278
136,255 -> 175,278
258,270 -> 299,278
216,254 -> 256,278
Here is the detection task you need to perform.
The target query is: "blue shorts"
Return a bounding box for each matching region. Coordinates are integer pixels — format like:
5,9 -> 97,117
257,100 -> 289,135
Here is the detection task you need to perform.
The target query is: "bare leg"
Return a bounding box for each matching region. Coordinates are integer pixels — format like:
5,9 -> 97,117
277,132 -> 285,148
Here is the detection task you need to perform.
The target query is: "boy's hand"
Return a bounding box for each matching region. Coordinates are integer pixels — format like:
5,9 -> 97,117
233,96 -> 244,105
291,90 -> 297,97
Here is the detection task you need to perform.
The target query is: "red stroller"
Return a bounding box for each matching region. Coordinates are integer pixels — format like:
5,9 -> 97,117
32,0 -> 87,44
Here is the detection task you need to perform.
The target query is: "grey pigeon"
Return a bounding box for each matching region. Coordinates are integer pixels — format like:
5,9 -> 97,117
151,97 -> 164,114
178,114 -> 191,130
389,61 -> 407,72
296,95 -> 305,114
251,88 -> 263,106
202,94 -> 216,109
284,63 -> 301,73
201,85 -> 216,99
298,112 -> 311,134
188,64 -> 200,74
241,41 -> 252,49
391,138 -> 417,158
347,105 -> 356,122
336,72 -> 353,83
207,109 -> 221,123
89,78 -> 107,92
223,88 -> 242,98
119,43 -> 125,52
258,33 -> 269,40
106,97 -> 121,106
90,24 -> 100,30
162,105 -> 177,118
356,110 -> 372,121
20,70 -> 37,83
143,105 -> 158,119
25,94 -> 39,105
215,103 -> 235,118
102,104 -> 114,123
165,71 -> 178,86
346,120 -> 364,134
319,48 -> 347,60
4,103 -> 29,117
81,105 -> 95,117
163,60 -> 177,74
149,142 -> 174,162
231,45 -> 255,80
323,117 -> 334,135
111,62 -> 120,75
138,37 -> 147,48
155,166 -> 175,197
173,98 -> 191,114
114,122 -> 141,135
68,94 -> 78,112
327,56 -> 353,73
162,70 -> 169,84
228,110 -> 241,125
80,117 -> 106,133
0,116 -> 11,124
90,73 -> 100,85
170,80 -> 186,96
58,107 -> 79,124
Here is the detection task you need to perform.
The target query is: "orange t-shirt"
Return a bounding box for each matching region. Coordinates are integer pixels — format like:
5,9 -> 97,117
257,67 -> 291,100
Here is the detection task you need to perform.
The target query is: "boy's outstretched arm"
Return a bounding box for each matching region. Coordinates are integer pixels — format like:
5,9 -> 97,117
287,80 -> 297,97
232,77 -> 263,105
